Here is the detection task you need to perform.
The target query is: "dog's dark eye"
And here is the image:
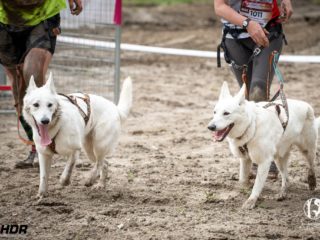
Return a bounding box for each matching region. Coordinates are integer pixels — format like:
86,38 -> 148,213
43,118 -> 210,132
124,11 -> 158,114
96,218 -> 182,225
48,103 -> 53,108
223,112 -> 230,116
213,111 -> 216,114
33,103 -> 39,108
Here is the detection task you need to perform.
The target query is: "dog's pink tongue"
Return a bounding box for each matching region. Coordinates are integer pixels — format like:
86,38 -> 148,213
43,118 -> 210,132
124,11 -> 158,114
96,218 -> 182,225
38,124 -> 52,146
213,130 -> 225,142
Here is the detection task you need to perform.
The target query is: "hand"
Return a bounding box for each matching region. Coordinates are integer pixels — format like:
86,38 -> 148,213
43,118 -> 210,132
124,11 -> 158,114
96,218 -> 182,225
247,21 -> 269,48
68,0 -> 83,15
279,0 -> 293,23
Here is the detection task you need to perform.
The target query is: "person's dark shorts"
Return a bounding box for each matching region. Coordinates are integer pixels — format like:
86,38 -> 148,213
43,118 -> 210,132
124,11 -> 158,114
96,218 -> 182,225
0,14 -> 60,67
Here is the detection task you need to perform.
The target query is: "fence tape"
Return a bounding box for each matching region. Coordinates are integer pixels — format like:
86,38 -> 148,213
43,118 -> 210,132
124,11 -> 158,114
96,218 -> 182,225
58,36 -> 320,63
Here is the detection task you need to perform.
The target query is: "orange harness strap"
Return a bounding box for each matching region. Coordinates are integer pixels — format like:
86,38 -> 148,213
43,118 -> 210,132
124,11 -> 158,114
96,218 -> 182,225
241,66 -> 250,100
15,65 -> 34,146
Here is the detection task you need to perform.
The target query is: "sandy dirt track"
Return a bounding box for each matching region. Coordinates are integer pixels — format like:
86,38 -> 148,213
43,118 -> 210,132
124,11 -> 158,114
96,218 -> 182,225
1,1 -> 320,239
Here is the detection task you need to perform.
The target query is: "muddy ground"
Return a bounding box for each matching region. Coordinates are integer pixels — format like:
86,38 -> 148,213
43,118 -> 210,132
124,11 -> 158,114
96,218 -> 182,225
1,1 -> 320,239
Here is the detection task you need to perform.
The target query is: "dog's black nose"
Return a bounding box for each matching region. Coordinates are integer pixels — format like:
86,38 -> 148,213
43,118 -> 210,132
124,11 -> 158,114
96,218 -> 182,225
41,118 -> 50,125
208,124 -> 216,131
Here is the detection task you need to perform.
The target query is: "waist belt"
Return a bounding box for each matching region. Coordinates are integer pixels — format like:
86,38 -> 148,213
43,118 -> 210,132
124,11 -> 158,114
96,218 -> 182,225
217,21 -> 286,68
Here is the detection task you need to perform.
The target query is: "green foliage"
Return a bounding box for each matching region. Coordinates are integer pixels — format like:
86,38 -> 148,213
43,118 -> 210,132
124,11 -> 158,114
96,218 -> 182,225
127,170 -> 136,183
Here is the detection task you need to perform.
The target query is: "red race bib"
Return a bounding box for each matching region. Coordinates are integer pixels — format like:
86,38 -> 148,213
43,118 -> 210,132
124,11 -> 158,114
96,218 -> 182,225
240,0 -> 276,26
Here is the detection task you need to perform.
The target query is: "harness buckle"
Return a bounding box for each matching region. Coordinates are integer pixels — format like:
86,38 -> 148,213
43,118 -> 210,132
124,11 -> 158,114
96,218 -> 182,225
253,47 -> 262,57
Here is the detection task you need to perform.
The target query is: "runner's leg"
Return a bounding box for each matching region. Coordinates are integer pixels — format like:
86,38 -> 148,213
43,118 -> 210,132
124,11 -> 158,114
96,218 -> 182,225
250,34 -> 283,102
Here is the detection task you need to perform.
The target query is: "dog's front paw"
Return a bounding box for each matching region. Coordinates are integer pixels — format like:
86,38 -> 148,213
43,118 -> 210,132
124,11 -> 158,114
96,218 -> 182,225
239,180 -> 252,189
242,197 -> 257,210
84,178 -> 94,187
276,190 -> 287,201
59,177 -> 71,187
36,192 -> 48,203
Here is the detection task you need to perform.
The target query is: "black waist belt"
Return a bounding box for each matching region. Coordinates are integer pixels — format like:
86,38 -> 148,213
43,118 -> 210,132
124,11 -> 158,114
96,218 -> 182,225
217,22 -> 286,68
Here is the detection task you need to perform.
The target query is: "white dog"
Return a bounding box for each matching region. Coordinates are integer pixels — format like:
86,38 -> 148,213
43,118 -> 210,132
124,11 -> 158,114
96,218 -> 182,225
23,73 -> 132,198
208,82 -> 319,209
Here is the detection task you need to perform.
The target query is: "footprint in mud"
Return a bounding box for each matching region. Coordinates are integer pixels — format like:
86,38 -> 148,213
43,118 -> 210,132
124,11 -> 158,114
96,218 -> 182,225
34,198 -> 73,214
0,166 -> 11,172
34,198 -> 67,207
164,100 -> 184,107
131,130 -> 144,135
75,162 -> 92,171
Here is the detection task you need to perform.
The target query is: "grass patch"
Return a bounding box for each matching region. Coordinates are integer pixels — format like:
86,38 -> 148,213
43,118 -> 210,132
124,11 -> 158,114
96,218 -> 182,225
124,0 -> 210,6
127,170 -> 136,183
204,191 -> 223,203
239,187 -> 250,196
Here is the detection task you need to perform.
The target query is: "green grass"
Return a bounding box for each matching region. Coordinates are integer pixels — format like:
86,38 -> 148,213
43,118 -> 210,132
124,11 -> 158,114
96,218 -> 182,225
124,0 -> 210,5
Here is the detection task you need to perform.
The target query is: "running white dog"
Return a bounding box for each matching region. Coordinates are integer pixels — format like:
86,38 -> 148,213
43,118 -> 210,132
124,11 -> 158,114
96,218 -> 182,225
23,73 -> 132,198
208,82 -> 319,209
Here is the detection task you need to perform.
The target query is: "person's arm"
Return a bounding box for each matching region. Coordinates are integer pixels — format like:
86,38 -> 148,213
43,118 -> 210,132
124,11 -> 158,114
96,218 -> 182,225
68,0 -> 83,15
214,0 -> 269,47
280,0 -> 293,23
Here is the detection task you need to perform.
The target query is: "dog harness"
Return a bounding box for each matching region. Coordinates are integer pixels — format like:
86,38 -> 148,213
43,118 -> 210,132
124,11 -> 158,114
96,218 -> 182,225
47,93 -> 91,154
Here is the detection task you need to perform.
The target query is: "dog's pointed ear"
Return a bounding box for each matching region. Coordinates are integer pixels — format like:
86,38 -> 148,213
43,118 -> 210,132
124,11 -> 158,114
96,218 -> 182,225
219,81 -> 231,100
45,72 -> 57,94
235,83 -> 246,105
26,75 -> 37,94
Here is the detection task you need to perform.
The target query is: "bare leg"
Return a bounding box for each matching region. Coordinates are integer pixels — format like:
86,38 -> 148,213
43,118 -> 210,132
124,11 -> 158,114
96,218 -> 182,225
23,48 -> 52,88
5,49 -> 52,168
242,160 -> 271,209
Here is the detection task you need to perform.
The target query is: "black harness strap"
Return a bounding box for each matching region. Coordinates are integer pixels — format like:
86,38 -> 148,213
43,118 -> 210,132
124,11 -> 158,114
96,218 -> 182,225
239,144 -> 248,155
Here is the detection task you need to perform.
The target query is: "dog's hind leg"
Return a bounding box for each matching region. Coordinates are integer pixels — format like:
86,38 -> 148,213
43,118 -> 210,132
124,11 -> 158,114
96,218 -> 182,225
85,163 -> 100,187
91,155 -> 108,190
83,135 -> 100,187
38,152 -> 53,198
60,151 -> 78,186
299,110 -> 318,191
242,160 -> 271,209
239,157 -> 252,188
299,146 -> 317,191
274,152 -> 290,201
298,122 -> 317,191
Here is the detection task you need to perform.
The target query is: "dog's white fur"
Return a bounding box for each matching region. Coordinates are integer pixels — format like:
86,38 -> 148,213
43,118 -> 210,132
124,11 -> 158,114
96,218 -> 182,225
208,82 -> 320,209
23,73 -> 132,198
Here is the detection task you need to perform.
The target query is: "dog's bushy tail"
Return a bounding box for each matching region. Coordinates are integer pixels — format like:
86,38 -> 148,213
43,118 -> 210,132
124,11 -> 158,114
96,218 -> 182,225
117,77 -> 132,121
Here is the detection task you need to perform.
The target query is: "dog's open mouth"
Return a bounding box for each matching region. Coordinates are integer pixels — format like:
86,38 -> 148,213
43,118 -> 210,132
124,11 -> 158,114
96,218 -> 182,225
35,122 -> 52,147
213,123 -> 234,142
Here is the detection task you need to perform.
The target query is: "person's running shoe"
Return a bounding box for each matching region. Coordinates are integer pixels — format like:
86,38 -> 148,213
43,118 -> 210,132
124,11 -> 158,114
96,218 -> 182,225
15,151 -> 37,169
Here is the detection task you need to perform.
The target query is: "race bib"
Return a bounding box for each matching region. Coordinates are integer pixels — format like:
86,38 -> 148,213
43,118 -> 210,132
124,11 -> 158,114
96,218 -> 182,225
239,0 -> 274,27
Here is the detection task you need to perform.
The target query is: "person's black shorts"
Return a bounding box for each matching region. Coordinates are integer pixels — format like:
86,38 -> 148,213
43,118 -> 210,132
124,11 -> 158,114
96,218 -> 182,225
0,14 -> 60,67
